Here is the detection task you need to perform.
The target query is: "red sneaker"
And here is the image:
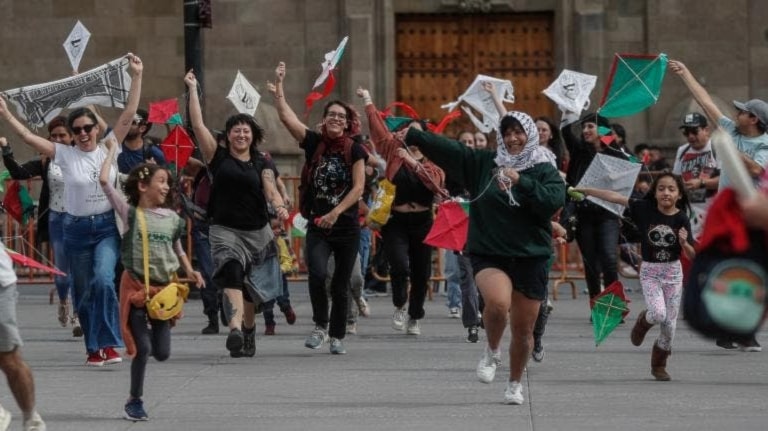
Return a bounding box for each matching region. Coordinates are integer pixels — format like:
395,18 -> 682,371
282,306 -> 297,325
85,351 -> 104,367
103,347 -> 123,365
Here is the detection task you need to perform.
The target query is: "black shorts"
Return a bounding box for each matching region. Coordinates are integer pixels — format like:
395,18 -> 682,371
469,254 -> 549,301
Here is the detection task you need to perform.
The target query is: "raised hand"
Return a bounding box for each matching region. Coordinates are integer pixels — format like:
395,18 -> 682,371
668,60 -> 688,76
183,69 -> 198,89
356,87 -> 370,99
275,62 -> 286,83
127,53 -> 143,76
481,81 -> 495,93
266,81 -> 277,96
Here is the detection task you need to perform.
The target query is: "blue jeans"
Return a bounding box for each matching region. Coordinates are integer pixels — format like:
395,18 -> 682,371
443,251 -> 462,309
192,221 -> 219,318
48,210 -> 72,302
358,226 -> 372,279
263,274 -> 291,326
63,211 -> 123,353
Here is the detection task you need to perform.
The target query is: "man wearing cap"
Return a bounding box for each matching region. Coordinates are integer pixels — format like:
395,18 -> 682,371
669,60 -> 765,352
672,112 -> 719,240
563,112 -> 629,308
669,61 -> 768,188
117,108 -> 167,174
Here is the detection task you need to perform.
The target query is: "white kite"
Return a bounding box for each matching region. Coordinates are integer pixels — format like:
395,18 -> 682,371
63,20 -> 91,72
441,74 -> 514,134
542,69 -> 597,127
312,36 -> 348,89
226,71 -> 260,116
575,153 -> 642,216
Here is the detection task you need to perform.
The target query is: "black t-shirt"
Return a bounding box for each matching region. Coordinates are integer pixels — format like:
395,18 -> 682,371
392,165 -> 433,207
627,199 -> 694,263
301,130 -> 368,227
207,146 -> 277,230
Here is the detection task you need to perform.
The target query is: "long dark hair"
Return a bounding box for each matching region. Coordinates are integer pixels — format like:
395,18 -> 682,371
66,107 -> 98,131
643,172 -> 691,217
536,116 -> 565,169
321,100 -> 361,136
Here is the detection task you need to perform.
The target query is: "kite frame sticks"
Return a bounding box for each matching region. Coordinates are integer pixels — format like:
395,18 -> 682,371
597,53 -> 665,114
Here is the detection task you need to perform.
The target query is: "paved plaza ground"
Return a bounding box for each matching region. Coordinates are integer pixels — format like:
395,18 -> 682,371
2,278 -> 766,430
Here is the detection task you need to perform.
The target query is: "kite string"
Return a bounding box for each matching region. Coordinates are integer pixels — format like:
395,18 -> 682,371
462,171 -> 518,206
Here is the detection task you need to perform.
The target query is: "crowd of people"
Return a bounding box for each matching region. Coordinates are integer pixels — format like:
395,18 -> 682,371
0,53 -> 768,429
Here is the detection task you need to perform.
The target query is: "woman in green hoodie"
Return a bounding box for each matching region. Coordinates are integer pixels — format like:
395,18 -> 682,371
405,110 -> 564,406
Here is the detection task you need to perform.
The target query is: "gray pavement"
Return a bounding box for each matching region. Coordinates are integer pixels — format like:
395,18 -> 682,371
2,277 -> 767,431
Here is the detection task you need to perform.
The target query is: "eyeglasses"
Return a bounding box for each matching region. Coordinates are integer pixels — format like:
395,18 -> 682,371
71,124 -> 96,135
681,128 -> 700,136
326,112 -> 347,120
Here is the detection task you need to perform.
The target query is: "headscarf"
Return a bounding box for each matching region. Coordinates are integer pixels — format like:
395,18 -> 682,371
494,111 -> 557,170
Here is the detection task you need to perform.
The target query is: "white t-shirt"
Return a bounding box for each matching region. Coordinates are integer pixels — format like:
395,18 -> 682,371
672,140 -> 717,240
0,242 -> 17,288
54,140 -> 117,217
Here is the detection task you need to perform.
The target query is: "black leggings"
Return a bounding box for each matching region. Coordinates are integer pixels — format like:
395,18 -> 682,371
129,307 -> 171,399
382,211 -> 433,320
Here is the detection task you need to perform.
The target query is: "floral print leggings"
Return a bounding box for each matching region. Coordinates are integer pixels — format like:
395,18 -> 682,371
639,260 -> 682,351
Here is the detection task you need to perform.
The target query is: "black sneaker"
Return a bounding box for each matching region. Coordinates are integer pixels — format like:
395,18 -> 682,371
738,338 -> 762,352
226,328 -> 244,356
124,398 -> 148,421
466,326 -> 479,343
242,326 -> 256,357
201,320 -> 219,335
716,338 -> 738,350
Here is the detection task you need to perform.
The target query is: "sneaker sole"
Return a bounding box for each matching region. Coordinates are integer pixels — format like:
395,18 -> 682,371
104,358 -> 123,365
123,413 -> 148,422
85,361 -> 104,367
504,397 -> 524,405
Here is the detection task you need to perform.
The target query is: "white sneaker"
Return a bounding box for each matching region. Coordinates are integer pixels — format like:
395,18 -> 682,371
22,412 -> 45,431
392,307 -> 407,331
0,405 -> 11,431
476,346 -> 502,384
448,307 -> 461,318
504,381 -> 524,405
406,319 -> 421,335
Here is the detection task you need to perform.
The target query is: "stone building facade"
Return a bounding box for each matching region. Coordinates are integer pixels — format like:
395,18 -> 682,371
1,0 -> 767,174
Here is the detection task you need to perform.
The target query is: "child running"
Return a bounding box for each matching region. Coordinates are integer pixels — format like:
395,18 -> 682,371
99,137 -> 204,421
261,212 -> 297,335
576,172 -> 695,381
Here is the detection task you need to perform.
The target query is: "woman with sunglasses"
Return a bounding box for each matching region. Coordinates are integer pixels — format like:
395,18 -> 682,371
269,62 -> 367,355
0,53 -> 144,366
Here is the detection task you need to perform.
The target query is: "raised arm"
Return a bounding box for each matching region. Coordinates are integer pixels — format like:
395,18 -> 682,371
0,96 -> 56,157
0,137 -> 44,179
111,53 -> 144,143
575,186 -> 629,207
356,87 -> 400,162
668,60 -> 724,123
482,81 -> 507,117
268,62 -> 308,142
99,135 -> 119,187
184,70 -> 217,163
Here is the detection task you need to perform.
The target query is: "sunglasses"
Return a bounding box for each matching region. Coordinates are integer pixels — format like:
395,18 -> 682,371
71,124 -> 96,135
681,128 -> 700,136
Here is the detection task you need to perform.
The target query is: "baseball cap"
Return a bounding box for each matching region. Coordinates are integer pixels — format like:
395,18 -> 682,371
679,112 -> 707,129
733,99 -> 768,126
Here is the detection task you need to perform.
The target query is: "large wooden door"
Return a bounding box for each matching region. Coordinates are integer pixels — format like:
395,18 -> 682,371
396,13 -> 555,138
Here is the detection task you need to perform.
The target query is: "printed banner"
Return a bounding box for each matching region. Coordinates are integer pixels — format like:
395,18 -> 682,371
2,56 -> 132,129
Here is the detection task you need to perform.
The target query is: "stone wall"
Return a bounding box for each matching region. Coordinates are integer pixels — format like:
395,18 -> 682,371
1,0 -> 768,171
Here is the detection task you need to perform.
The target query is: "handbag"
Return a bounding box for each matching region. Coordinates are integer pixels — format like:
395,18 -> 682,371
366,179 -> 396,230
137,207 -> 189,321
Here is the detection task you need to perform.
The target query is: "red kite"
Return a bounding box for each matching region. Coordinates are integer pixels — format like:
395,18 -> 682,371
6,248 -> 66,276
423,201 -> 468,252
160,126 -> 195,171
148,98 -> 179,123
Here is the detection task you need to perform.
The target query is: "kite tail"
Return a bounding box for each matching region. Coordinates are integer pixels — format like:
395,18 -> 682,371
427,110 -> 462,134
